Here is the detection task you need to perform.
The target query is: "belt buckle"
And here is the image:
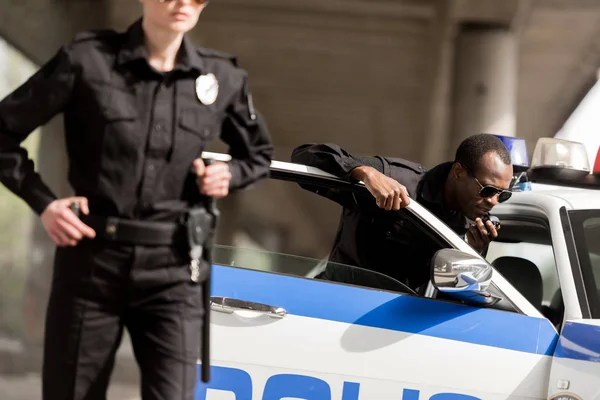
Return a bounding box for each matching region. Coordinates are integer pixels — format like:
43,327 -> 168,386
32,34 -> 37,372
105,217 -> 118,240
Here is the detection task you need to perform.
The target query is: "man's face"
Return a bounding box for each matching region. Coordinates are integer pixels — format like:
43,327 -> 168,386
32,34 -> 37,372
454,152 -> 513,220
141,0 -> 207,34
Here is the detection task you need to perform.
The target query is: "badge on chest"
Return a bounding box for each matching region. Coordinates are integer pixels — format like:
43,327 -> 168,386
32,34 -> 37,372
195,73 -> 219,105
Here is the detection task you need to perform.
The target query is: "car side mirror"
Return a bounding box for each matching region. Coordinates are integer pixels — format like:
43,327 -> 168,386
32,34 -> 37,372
431,249 -> 501,306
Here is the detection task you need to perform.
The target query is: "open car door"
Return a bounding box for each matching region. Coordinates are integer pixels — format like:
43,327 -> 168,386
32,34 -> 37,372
194,153 -> 559,400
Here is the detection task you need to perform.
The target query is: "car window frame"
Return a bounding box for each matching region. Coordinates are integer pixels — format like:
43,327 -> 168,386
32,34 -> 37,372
485,210 -> 566,321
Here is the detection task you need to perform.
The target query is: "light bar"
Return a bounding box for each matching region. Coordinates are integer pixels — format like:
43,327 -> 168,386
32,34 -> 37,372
529,137 -> 590,181
594,146 -> 600,175
493,135 -> 530,172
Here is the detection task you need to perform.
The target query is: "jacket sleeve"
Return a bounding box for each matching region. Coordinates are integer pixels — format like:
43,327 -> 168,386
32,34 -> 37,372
291,143 -> 389,210
291,143 -> 385,181
0,46 -> 75,215
220,75 -> 274,192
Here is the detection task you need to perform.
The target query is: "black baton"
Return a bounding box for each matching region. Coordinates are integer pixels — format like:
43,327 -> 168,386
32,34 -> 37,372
199,159 -> 219,383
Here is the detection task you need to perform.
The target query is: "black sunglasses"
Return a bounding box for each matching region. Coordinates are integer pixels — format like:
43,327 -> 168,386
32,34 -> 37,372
460,164 -> 512,203
158,0 -> 209,5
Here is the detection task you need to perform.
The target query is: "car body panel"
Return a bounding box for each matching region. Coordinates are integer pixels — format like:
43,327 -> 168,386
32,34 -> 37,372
195,265 -> 558,400
548,320 -> 600,400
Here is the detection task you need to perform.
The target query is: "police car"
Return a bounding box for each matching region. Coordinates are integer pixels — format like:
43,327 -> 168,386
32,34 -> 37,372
196,136 -> 600,400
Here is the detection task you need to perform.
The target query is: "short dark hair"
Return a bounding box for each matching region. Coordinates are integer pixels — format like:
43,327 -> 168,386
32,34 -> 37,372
455,133 -> 511,173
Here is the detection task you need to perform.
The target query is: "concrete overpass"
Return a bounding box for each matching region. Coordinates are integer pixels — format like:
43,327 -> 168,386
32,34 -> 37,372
2,0 -> 600,257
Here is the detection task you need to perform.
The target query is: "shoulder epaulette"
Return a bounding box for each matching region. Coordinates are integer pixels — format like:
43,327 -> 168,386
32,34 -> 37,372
197,47 -> 238,67
72,29 -> 117,43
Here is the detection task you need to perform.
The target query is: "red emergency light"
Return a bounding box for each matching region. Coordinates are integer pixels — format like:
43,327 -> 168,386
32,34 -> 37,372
594,146 -> 600,175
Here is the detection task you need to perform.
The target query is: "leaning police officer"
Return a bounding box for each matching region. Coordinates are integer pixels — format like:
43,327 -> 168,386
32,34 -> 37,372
291,134 -> 513,290
0,0 -> 274,399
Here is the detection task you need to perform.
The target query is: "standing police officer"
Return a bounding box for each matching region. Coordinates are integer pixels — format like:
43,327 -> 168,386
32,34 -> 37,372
0,0 -> 274,399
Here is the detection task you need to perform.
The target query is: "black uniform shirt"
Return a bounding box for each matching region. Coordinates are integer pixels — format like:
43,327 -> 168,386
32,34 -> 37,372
291,143 -> 470,287
0,19 -> 274,222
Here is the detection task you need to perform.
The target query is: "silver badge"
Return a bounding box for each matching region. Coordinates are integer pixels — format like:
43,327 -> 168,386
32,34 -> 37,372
195,73 -> 219,105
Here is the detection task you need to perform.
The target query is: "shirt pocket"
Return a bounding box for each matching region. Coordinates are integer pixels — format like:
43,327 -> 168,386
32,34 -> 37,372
99,89 -> 138,123
89,84 -> 140,161
178,107 -> 219,141
87,79 -> 138,123
386,157 -> 426,174
384,157 -> 426,198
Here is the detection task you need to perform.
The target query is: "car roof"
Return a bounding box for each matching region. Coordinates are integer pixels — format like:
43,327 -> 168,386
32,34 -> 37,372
511,183 -> 600,210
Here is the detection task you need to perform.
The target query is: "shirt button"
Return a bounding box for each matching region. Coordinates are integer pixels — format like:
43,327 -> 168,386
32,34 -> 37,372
155,123 -> 162,131
148,164 -> 155,171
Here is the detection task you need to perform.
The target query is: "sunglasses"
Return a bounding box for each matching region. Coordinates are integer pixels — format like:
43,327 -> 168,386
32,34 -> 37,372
158,0 -> 209,5
460,164 -> 512,203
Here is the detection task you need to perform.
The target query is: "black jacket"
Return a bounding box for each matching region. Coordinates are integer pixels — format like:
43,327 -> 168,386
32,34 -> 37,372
0,19 -> 274,222
292,143 -> 470,288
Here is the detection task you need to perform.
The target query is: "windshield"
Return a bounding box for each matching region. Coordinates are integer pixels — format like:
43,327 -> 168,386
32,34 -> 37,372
569,210 -> 600,318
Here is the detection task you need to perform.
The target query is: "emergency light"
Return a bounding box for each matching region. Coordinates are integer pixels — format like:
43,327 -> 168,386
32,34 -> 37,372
594,146 -> 600,176
492,135 -> 529,172
528,137 -> 591,181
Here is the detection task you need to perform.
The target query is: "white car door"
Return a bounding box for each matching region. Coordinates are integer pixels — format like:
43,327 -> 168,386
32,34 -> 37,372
546,209 -> 600,400
194,158 -> 559,400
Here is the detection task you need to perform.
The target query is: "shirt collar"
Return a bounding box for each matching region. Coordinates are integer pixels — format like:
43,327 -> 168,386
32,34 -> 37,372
418,161 -> 468,230
419,161 -> 453,205
117,18 -> 204,73
178,34 -> 205,73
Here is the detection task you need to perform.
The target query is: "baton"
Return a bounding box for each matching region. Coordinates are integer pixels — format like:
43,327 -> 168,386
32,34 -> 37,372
199,158 -> 220,383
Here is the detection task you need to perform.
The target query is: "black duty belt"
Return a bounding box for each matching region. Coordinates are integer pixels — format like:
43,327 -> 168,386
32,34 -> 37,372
82,215 -> 184,246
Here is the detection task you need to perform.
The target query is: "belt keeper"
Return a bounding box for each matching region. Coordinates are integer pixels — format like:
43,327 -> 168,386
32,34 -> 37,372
105,217 -> 118,240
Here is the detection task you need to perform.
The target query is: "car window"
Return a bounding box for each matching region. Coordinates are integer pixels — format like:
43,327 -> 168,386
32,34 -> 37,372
568,210 -> 600,318
212,245 -> 417,295
584,218 -> 600,290
486,216 -> 563,326
212,176 -> 437,296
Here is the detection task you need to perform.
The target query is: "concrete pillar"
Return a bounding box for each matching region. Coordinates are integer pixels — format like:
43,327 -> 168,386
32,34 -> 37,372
420,0 -> 459,168
449,23 -> 518,158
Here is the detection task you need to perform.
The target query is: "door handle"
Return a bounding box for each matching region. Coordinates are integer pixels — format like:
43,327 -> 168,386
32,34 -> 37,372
210,296 -> 287,318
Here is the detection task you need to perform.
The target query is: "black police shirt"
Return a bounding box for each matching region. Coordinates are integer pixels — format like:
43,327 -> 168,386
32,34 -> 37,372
0,19 -> 274,222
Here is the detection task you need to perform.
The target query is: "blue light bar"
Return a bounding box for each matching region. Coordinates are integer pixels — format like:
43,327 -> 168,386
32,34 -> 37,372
493,135 -> 529,172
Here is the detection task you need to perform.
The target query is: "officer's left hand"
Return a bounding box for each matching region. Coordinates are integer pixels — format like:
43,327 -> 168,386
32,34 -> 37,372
466,218 -> 500,254
193,159 -> 232,198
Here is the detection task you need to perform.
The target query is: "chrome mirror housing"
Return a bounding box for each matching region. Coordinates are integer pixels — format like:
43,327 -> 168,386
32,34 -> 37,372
431,249 -> 501,306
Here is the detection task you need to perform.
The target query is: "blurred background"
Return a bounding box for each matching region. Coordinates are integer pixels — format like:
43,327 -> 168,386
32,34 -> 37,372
1,0 -> 600,398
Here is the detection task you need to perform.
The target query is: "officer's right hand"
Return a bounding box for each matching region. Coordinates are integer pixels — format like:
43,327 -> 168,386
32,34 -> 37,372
350,166 -> 410,211
40,197 -> 96,247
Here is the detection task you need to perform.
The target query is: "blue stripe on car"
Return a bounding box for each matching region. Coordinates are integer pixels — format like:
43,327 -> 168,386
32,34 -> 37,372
553,321 -> 600,363
212,265 -> 559,356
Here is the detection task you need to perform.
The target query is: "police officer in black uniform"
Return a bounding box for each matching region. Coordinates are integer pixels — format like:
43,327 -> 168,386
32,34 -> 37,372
291,134 -> 513,290
0,0 -> 274,399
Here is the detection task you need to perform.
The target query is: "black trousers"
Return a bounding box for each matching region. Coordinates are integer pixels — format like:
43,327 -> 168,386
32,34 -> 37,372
42,238 -> 203,400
